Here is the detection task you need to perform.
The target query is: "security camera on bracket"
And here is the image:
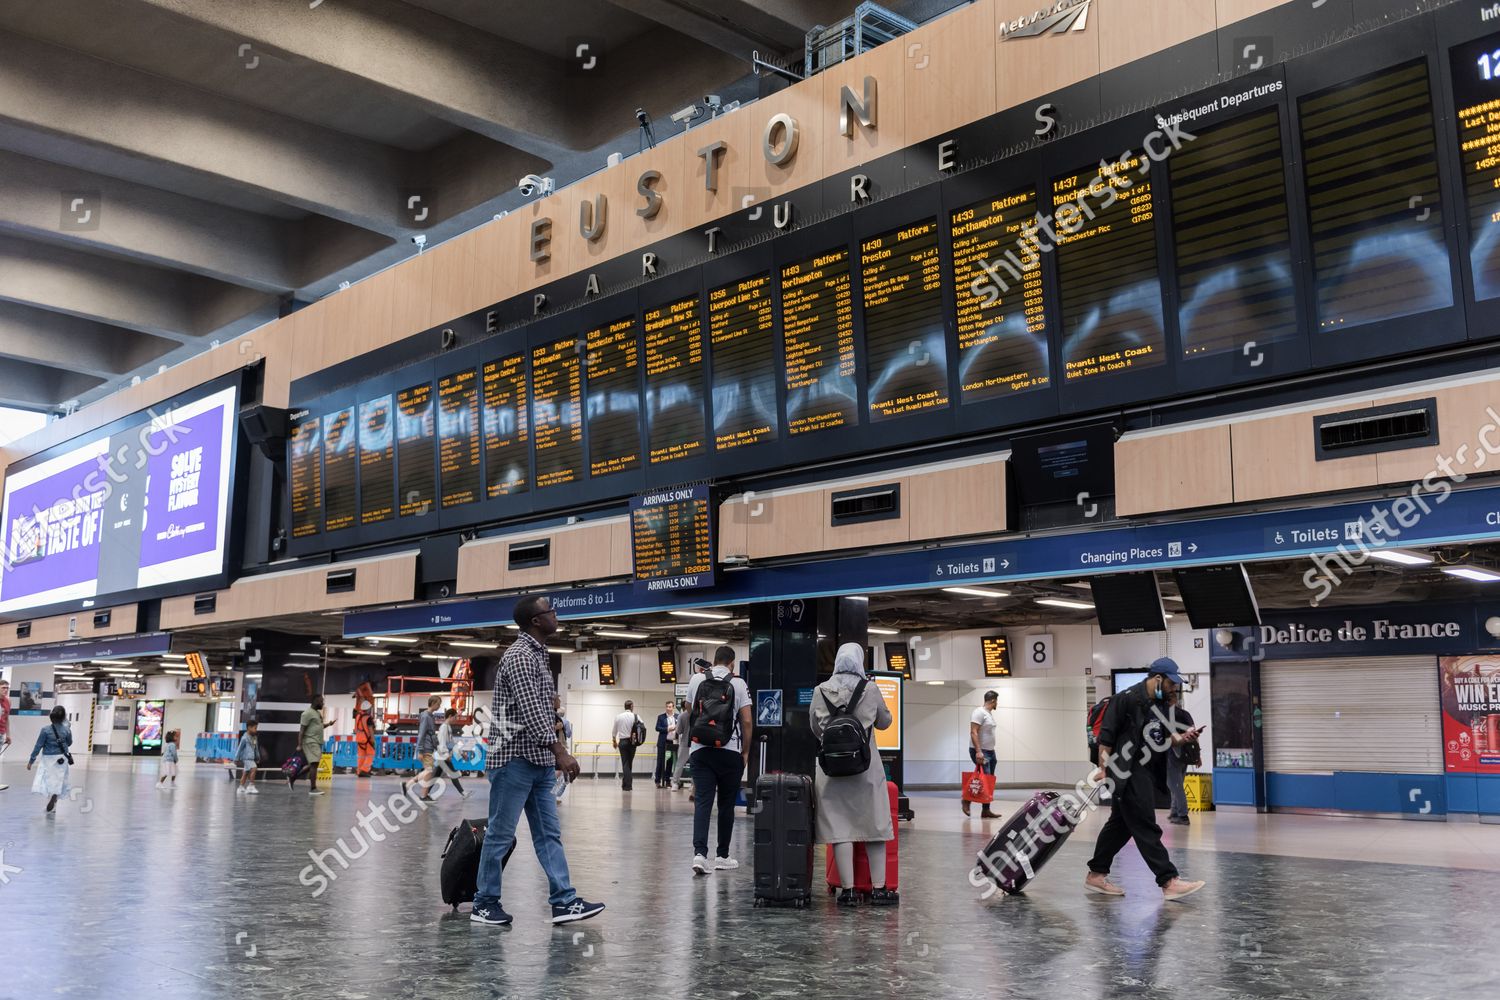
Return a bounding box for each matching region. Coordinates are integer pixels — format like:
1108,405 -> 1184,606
518,174 -> 555,198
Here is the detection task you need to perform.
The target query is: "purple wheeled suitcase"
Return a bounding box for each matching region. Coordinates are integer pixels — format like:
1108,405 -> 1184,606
974,790 -> 1085,895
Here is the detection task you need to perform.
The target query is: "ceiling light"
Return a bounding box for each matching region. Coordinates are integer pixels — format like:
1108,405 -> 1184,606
92,659 -> 133,666
546,647 -> 572,655
1162,595 -> 1184,604
343,648 -> 390,657
419,654 -> 446,660
596,630 -> 649,640
289,651 -> 321,658
1163,613 -> 1174,620
943,586 -> 1010,598
162,669 -> 191,675
1443,565 -> 1500,582
1064,582 -> 1092,590
868,627 -> 900,636
1369,550 -> 1434,567
1036,597 -> 1094,610
845,595 -> 869,602
369,635 -> 419,644
676,637 -> 725,645
449,641 -> 500,650
669,610 -> 732,620
103,668 -> 140,675
926,680 -> 945,686
505,624 -> 520,630
160,654 -> 187,661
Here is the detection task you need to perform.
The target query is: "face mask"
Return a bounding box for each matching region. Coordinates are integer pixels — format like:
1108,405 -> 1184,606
1154,683 -> 1167,702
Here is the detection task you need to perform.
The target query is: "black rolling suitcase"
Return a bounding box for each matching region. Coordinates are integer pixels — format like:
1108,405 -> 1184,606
752,774 -> 815,908
440,818 -> 516,910
974,790 -> 1088,895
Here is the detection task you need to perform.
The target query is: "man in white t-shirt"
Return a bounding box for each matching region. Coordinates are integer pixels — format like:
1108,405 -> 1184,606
611,700 -> 641,791
965,690 -> 999,818
684,646 -> 753,874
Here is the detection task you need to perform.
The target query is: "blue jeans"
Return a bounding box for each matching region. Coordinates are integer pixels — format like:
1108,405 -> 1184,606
969,748 -> 996,775
474,759 -> 575,908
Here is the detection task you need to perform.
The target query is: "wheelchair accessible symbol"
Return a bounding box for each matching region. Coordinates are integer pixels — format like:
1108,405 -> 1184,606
756,689 -> 784,728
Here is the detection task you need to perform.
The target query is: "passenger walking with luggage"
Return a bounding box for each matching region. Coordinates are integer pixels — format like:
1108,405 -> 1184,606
686,645 -> 753,874
234,721 -> 260,794
965,690 -> 1000,818
435,708 -> 471,800
158,730 -> 180,788
612,700 -> 643,790
470,594 -> 604,927
26,705 -> 73,813
655,699 -> 677,788
404,695 -> 444,801
810,643 -> 897,907
1085,658 -> 1206,901
289,695 -> 330,795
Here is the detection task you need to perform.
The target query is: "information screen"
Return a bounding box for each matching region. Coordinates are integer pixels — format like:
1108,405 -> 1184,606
598,652 -> 617,686
630,484 -> 715,593
358,395 -> 394,525
708,273 -> 778,450
1451,32 -> 1500,301
950,190 -> 1050,399
1055,154 -> 1166,380
658,649 -> 677,684
1170,107 -> 1298,357
643,296 -> 707,464
531,335 -> 583,489
289,416 -> 322,538
884,641 -> 912,680
584,316 -> 642,477
438,368 -> 481,508
1299,59 -> 1452,329
861,220 -> 950,421
482,354 -> 529,498
980,634 -> 1011,677
396,381 -> 435,518
321,406 -> 357,532
780,248 -> 858,435
873,673 -> 902,751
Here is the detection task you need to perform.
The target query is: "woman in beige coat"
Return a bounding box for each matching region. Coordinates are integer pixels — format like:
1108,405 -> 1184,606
810,642 -> 896,906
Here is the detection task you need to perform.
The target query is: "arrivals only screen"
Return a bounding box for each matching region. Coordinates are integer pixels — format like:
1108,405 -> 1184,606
0,381 -> 240,614
780,248 -> 858,435
861,220 -> 949,421
629,484 -> 714,592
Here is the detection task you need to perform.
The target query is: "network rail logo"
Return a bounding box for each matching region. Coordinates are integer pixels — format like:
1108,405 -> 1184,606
1001,0 -> 1093,39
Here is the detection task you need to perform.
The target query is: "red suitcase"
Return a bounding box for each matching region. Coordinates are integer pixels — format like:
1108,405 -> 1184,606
825,780 -> 900,894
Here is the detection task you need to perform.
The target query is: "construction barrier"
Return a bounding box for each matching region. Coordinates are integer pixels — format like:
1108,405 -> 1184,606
195,732 -> 238,762
325,737 -> 360,771
375,734 -> 419,772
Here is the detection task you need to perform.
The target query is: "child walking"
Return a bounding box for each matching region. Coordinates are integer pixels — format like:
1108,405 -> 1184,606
26,705 -> 73,813
234,721 -> 260,795
158,730 -> 180,788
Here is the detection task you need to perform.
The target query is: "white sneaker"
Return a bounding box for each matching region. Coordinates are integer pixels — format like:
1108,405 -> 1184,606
460,789 -> 472,800
236,787 -> 245,795
714,856 -> 739,871
246,785 -> 260,795
692,854 -> 711,875
308,789 -> 325,796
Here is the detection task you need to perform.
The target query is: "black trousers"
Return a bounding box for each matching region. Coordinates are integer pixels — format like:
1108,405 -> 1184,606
654,741 -> 672,784
690,747 -> 744,858
1088,786 -> 1179,886
618,741 -> 637,789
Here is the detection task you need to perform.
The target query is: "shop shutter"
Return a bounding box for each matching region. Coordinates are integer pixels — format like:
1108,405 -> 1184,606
1261,657 -> 1441,774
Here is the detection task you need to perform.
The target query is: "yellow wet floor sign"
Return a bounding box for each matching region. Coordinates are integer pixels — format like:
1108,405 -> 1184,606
317,752 -> 334,783
1183,773 -> 1214,811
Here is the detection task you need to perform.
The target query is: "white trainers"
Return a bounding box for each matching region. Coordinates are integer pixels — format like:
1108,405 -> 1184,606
235,786 -> 245,795
246,785 -> 260,795
460,789 -> 472,800
308,789 -> 325,796
692,854 -> 710,875
714,856 -> 739,871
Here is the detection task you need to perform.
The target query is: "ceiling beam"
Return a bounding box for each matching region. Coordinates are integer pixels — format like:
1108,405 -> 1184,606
0,302 -> 177,380
0,357 -> 103,411
603,0 -> 855,58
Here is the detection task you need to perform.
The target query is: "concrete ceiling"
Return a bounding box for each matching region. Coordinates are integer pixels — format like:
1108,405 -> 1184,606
0,0 -> 934,412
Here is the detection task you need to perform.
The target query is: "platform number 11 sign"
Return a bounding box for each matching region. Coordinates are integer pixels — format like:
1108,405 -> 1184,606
1027,634 -> 1054,671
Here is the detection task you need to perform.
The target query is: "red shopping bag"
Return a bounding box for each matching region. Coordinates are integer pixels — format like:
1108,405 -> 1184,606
962,770 -> 995,804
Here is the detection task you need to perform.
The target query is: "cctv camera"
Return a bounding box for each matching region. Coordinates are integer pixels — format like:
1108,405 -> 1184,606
518,174 -> 554,198
411,234 -> 427,249
704,94 -> 722,108
635,108 -> 650,125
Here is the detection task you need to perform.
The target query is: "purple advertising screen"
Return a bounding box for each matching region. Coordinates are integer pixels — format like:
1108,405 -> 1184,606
0,381 -> 240,615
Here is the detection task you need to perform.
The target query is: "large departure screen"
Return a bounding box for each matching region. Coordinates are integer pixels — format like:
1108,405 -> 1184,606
438,368 -> 481,507
1299,60 -> 1452,329
322,406 -> 356,532
1170,107 -> 1297,358
781,248 -> 858,435
1054,153 -> 1166,380
584,317 -> 641,478
482,354 -> 529,498
531,335 -> 584,489
643,296 -> 707,464
861,220 -> 949,421
289,416 -> 322,539
1451,32 -> 1500,301
358,395 -> 394,525
708,273 -> 778,450
950,190 -> 1050,399
396,381 -> 435,517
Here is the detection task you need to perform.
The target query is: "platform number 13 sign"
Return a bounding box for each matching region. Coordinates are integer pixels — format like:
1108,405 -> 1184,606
1027,634 -> 1054,671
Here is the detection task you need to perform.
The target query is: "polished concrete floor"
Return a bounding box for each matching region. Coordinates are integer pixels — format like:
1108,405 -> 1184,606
3,757 -> 1499,1000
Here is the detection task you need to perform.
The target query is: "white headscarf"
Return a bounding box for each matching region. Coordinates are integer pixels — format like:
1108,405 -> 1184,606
834,642 -> 867,677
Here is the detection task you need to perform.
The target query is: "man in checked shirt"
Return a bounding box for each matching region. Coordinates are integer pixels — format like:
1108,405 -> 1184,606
471,594 -> 606,926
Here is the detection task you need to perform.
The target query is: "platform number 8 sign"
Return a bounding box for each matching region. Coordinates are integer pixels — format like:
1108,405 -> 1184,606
1028,634 -> 1054,671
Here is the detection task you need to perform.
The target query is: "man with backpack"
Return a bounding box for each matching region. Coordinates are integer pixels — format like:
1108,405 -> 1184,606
612,700 -> 645,790
685,645 -> 753,874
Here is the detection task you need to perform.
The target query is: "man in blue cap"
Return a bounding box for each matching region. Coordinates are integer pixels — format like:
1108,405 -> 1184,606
1084,657 -> 1206,901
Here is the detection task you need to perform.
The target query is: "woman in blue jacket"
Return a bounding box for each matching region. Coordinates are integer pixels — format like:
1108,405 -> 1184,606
27,706 -> 73,813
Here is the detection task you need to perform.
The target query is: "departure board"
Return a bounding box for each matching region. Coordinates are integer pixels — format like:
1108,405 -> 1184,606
708,273 -> 778,450
1055,153 -> 1166,380
531,335 -> 583,489
585,317 -> 642,477
322,406 -> 356,532
643,296 -> 707,464
438,368 -> 481,507
1451,32 -> 1500,301
1299,60 -> 1452,329
629,484 -> 714,593
358,395 -> 394,525
861,220 -> 950,421
482,354 -> 529,498
1171,107 -> 1297,357
950,190 -> 1050,399
289,416 -> 322,538
396,381 -> 435,517
980,635 -> 1011,677
780,248 -> 858,435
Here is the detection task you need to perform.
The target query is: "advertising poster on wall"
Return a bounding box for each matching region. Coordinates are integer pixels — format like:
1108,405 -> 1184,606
1439,656 -> 1500,775
13,680 -> 47,715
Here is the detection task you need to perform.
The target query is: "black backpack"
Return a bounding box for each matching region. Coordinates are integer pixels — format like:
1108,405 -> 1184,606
630,714 -> 647,745
690,673 -> 738,747
817,678 -> 871,778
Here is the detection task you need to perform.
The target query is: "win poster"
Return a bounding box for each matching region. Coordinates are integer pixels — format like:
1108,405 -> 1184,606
1439,656 -> 1500,775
